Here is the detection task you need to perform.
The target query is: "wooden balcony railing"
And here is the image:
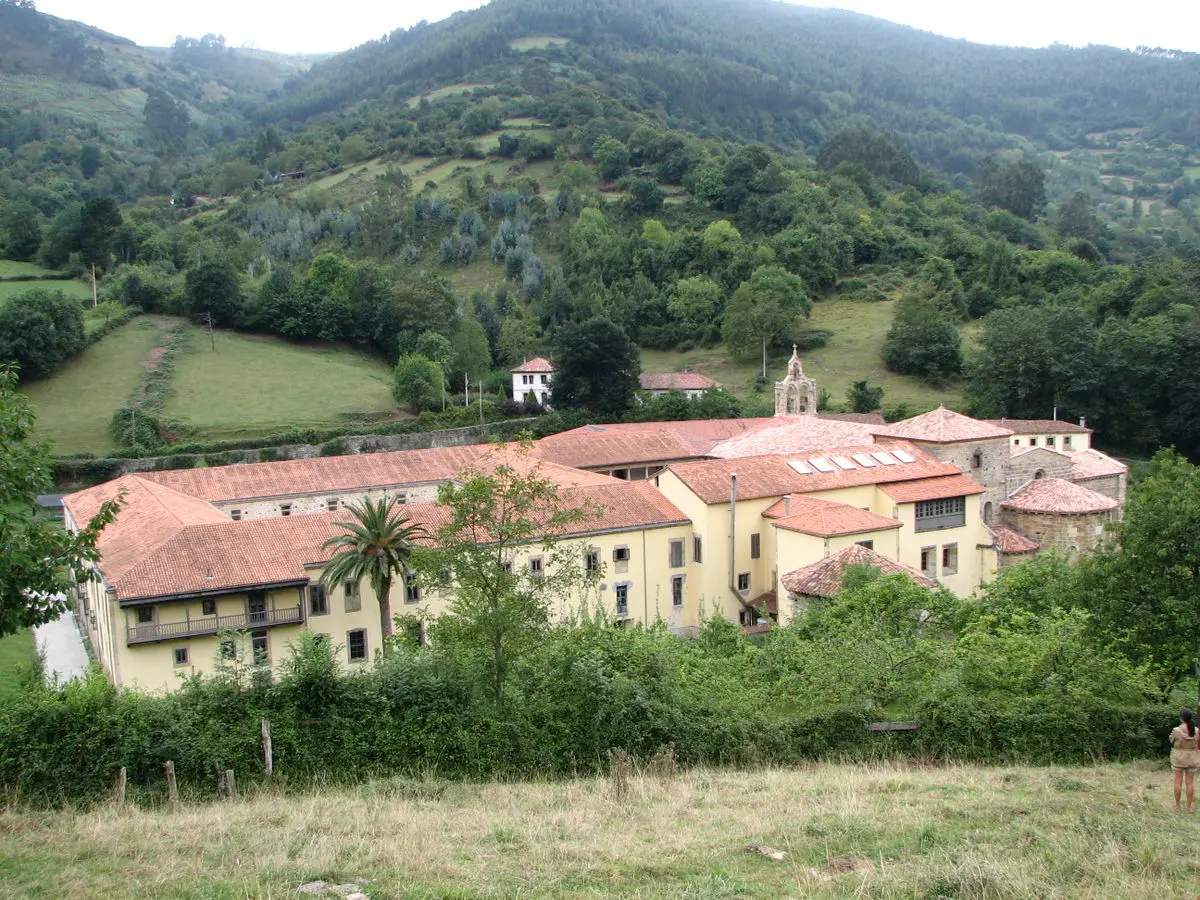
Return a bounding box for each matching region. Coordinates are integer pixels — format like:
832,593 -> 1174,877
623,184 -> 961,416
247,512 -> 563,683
126,605 -> 304,646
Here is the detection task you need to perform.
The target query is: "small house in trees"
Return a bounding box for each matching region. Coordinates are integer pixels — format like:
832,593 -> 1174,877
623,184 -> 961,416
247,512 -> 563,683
639,371 -> 721,399
512,357 -> 554,405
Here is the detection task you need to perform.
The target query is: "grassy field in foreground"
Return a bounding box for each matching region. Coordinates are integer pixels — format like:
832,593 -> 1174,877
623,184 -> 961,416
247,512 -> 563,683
21,317 -> 165,455
0,762 -> 1195,898
0,630 -> 35,701
162,327 -> 404,443
640,296 -> 969,411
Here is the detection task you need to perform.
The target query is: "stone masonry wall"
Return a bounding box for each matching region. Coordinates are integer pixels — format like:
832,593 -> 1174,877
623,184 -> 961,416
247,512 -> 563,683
914,437 -> 1010,521
1000,508 -> 1114,558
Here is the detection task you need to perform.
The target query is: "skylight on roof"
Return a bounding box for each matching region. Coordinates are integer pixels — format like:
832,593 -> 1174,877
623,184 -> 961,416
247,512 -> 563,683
852,453 -> 878,468
809,457 -> 836,473
831,456 -> 856,470
871,451 -> 899,466
893,450 -> 917,463
788,460 -> 813,474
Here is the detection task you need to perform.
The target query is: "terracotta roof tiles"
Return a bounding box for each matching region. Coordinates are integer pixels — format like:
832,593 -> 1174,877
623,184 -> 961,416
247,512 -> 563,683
873,408 -> 1013,443
768,496 -> 901,537
639,372 -> 722,391
511,357 -> 554,373
1068,449 -> 1128,481
986,418 -> 1091,434
989,525 -> 1040,554
781,544 -> 935,598
706,418 -> 881,458
880,474 -> 986,503
1001,478 -> 1119,514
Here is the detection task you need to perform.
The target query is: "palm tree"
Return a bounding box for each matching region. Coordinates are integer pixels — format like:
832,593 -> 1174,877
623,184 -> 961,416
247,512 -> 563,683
321,496 -> 427,646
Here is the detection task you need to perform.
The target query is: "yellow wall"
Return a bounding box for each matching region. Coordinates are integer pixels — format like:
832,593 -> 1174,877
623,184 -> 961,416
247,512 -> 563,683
890,494 -> 994,597
1010,431 -> 1091,451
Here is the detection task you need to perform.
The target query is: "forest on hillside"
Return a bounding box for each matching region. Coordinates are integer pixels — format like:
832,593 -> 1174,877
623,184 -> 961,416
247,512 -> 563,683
3,0 -> 1200,459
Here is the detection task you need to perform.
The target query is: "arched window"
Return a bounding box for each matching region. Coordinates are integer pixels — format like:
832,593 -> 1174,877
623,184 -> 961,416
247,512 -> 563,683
971,449 -> 983,469
984,501 -> 994,523
1034,469 -> 1045,480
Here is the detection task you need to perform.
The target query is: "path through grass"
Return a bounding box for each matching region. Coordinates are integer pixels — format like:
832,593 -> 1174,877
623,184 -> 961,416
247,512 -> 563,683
161,328 -> 403,443
22,317 -> 164,455
0,762 -> 1193,898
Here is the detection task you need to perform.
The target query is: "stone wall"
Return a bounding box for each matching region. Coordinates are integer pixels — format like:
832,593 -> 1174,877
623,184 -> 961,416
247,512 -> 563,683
914,437 -> 1010,518
1000,508 -> 1115,558
1077,474 -> 1125,505
1003,448 -> 1073,497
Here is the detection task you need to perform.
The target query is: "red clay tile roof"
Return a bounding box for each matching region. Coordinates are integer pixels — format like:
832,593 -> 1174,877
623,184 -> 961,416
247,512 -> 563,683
989,525 -> 1040,553
1068,449 -> 1128,481
781,544 -> 935,597
986,418 -> 1091,434
1001,478 -> 1119,514
533,430 -> 704,469
706,418 -> 881,458
639,372 -> 722,391
666,442 -> 961,503
64,475 -> 230,587
769,497 -> 901,537
138,445 -> 614,503
873,408 -> 1013,443
511,357 -> 554,373
879,474 -> 986,503
820,412 -> 887,425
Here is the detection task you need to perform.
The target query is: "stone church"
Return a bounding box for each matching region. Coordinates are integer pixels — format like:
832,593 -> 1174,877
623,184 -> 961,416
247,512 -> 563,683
774,346 -> 818,416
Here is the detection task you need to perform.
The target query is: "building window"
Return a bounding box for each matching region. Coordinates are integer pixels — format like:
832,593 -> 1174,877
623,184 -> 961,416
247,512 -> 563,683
941,544 -> 958,576
613,546 -> 630,562
309,583 -> 329,615
585,549 -> 600,573
347,628 -> 368,662
984,501 -> 994,523
540,375 -> 548,384
737,572 -> 750,592
971,450 -> 982,469
344,580 -> 361,612
750,533 -> 761,559
671,575 -> 684,607
530,556 -> 543,576
201,598 -> 217,616
1012,439 -> 1020,447
251,630 -> 269,665
612,469 -> 629,481
173,647 -> 189,666
1046,436 -> 1056,448
522,374 -> 533,385
693,535 -> 703,564
857,540 -> 874,550
1063,436 -> 1073,449
614,583 -> 630,617
136,606 -> 154,624
1034,469 -> 1045,480
914,496 -> 966,532
230,508 -> 242,521
280,502 -> 292,517
1030,438 -> 1038,447
326,498 -> 339,512
220,639 -> 236,660
404,573 -> 421,604
920,547 -> 936,578
668,539 -> 684,568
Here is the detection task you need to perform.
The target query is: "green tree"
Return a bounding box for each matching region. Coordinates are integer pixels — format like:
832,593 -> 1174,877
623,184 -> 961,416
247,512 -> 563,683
143,88 -> 189,154
184,259 -> 242,328
392,353 -> 444,411
0,201 -> 43,261
550,316 -> 640,416
0,290 -> 85,379
418,439 -> 598,700
668,276 -> 722,330
339,134 -> 369,165
78,197 -> 123,272
722,266 -> 810,376
592,137 -> 630,181
78,143 -> 102,180
413,331 -> 454,369
881,286 -> 963,384
976,155 -> 1046,221
451,314 -> 492,383
321,496 -> 427,645
847,378 -> 884,413
0,364 -> 121,637
623,175 -> 664,214
251,126 -> 285,165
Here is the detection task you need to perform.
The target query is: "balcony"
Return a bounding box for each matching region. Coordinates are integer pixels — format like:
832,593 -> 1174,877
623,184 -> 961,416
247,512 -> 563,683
127,605 -> 304,646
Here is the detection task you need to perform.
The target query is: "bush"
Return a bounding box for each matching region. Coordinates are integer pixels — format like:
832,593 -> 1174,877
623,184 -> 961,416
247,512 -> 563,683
0,289 -> 86,379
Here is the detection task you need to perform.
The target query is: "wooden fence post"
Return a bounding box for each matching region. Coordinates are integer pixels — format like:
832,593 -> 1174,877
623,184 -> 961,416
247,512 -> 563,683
222,769 -> 238,802
164,760 -> 180,811
113,767 -> 127,809
261,719 -> 273,778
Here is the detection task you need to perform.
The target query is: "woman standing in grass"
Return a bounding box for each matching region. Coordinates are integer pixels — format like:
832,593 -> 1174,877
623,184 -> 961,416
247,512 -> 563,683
1170,709 -> 1200,812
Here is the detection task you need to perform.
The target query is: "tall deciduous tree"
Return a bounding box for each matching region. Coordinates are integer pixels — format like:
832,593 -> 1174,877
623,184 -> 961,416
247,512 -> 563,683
722,265 -> 810,376
184,259 -> 242,328
550,316 -> 640,416
418,439 -> 598,700
882,285 -> 963,385
321,496 -> 427,645
0,365 -> 121,637
0,201 -> 43,261
78,197 -> 123,272
0,289 -> 85,379
143,88 -> 189,154
392,354 -> 444,411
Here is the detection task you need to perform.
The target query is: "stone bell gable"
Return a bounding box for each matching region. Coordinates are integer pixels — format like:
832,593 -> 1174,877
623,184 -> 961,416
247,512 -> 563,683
774,346 -> 818,416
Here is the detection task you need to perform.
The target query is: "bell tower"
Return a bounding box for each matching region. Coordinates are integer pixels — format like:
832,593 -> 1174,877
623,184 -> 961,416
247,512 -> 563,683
774,345 -> 818,417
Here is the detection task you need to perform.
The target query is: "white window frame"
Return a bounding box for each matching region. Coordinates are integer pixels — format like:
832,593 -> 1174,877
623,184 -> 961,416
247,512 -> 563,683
671,575 -> 684,608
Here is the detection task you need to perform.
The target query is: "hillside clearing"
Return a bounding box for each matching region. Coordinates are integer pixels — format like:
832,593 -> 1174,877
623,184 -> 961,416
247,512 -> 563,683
0,762 -> 1193,898
0,261 -> 60,278
21,317 -> 165,455
0,279 -> 93,304
405,82 -> 495,108
509,36 -> 570,50
0,630 -> 36,701
161,327 -> 404,443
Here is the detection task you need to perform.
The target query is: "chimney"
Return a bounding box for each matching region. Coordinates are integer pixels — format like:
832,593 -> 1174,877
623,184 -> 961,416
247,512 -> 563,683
1079,417 -> 1087,429
783,494 -> 792,516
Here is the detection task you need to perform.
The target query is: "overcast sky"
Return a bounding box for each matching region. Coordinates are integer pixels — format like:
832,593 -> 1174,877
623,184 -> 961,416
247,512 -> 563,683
35,0 -> 1200,56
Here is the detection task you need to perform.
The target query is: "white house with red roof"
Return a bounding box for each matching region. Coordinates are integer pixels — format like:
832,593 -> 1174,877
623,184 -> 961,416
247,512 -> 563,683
511,357 -> 554,405
638,371 -> 722,398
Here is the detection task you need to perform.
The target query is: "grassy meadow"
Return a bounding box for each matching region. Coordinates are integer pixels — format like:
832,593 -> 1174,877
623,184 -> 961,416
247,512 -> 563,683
22,317 -> 166,455
161,327 -> 403,443
0,630 -> 36,702
0,762 -> 1194,898
0,278 -> 93,304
